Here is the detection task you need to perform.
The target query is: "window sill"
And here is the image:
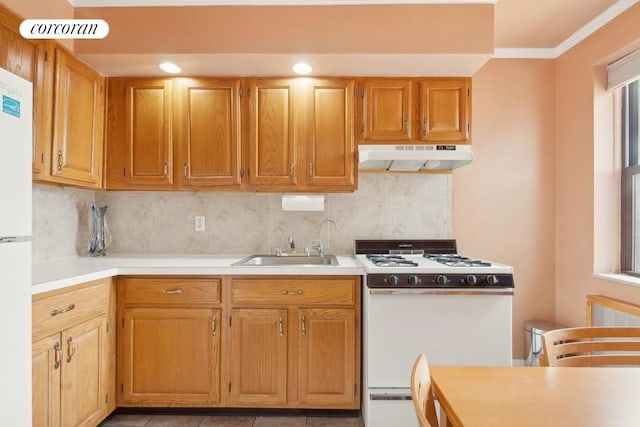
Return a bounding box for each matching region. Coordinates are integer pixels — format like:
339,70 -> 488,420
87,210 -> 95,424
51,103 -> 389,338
593,273 -> 640,288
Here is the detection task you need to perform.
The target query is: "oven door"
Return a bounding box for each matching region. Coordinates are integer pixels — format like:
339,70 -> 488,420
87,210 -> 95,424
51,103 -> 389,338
365,288 -> 513,389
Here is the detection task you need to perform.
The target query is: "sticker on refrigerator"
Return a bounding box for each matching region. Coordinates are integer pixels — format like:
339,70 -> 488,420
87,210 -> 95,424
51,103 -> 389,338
2,95 -> 21,118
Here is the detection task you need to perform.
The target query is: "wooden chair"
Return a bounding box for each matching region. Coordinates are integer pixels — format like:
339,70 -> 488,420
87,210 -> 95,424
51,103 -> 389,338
542,326 -> 640,367
411,354 -> 439,427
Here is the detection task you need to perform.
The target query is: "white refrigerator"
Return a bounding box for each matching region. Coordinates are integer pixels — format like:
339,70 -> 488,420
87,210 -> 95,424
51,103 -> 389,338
0,66 -> 33,426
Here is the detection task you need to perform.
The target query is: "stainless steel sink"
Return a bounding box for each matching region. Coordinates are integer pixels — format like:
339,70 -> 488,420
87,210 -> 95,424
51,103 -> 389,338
232,254 -> 339,266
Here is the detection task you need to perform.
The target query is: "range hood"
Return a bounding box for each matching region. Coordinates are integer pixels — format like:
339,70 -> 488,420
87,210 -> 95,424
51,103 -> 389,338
358,144 -> 473,171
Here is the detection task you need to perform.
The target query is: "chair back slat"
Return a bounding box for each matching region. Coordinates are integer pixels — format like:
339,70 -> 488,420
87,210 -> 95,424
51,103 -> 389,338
411,354 -> 439,427
543,327 -> 640,367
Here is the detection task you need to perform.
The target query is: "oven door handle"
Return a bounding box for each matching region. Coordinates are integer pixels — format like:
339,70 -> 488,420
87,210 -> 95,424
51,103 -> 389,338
368,289 -> 514,296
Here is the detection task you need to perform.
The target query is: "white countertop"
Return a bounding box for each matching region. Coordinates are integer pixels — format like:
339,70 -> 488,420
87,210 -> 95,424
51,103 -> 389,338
32,254 -> 364,295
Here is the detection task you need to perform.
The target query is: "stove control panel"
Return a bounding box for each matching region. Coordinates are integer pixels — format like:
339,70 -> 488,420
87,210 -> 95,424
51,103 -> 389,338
367,274 -> 514,289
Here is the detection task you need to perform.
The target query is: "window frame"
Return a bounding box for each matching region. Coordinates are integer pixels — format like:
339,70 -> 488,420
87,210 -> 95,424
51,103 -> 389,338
621,79 -> 640,276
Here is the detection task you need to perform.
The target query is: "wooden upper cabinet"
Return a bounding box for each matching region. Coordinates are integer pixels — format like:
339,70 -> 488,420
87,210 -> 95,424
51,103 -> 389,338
359,79 -> 412,142
248,78 -> 297,187
50,48 -> 104,188
419,78 -> 470,143
304,79 -> 356,189
0,6 -> 54,182
126,79 -> 173,186
106,78 -> 173,189
248,78 -> 356,192
175,78 -> 242,188
356,77 -> 472,145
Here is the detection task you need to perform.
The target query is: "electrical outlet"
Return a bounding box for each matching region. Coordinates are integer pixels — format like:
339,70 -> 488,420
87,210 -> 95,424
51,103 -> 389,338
195,216 -> 205,231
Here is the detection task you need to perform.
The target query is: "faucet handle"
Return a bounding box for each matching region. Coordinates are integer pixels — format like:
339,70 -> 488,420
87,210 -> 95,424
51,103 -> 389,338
311,240 -> 323,256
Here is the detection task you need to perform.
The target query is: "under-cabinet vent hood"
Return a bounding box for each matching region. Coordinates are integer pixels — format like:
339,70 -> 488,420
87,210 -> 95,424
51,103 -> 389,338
358,144 -> 473,171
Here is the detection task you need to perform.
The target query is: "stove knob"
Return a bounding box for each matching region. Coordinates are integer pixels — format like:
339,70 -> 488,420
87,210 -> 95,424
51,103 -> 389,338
436,275 -> 448,286
408,275 -> 421,286
466,275 -> 478,285
387,275 -> 400,286
486,275 -> 499,286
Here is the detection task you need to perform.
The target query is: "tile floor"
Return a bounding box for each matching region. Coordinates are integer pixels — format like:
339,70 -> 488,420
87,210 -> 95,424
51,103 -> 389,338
101,414 -> 364,427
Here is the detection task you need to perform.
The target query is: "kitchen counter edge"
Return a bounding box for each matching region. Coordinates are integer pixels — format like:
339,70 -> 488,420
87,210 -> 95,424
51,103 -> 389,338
32,255 -> 364,295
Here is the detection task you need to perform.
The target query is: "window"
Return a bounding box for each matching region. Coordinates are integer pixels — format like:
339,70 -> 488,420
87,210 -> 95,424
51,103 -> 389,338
621,79 -> 640,274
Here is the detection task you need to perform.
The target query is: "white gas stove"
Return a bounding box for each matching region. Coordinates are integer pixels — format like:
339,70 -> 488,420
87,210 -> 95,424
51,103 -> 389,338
356,240 -> 514,427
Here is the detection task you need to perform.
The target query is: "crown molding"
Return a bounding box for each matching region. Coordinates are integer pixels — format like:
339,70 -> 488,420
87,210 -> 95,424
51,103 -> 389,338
67,0 -> 496,6
492,48 -> 556,60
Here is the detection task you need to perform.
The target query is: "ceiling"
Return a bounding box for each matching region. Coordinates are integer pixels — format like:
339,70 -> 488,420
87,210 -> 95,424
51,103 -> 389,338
67,0 -> 639,76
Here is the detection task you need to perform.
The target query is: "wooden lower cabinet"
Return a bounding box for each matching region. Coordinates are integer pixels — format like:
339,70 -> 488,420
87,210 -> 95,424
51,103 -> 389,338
119,308 -> 221,405
115,275 -> 360,410
117,277 -> 222,407
229,309 -> 288,406
32,279 -> 114,427
298,308 -> 356,407
228,276 -> 360,409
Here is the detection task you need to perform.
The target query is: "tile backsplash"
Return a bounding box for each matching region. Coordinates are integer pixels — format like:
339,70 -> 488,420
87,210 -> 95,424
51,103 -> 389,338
33,173 -> 451,261
32,184 -> 95,262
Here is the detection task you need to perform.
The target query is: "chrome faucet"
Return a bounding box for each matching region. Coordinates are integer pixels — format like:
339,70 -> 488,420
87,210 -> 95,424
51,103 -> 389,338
313,219 -> 338,256
288,236 -> 296,253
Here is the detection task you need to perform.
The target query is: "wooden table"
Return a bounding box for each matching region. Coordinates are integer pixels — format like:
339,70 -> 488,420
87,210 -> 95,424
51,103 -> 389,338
430,366 -> 640,427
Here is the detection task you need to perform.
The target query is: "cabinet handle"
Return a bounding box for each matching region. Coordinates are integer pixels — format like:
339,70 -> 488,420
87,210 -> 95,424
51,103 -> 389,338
422,117 -> 428,136
403,117 -> 409,134
309,162 -> 313,178
164,162 -> 169,178
56,150 -> 64,171
162,289 -> 182,294
66,337 -> 76,363
289,162 -> 294,180
282,289 -> 304,296
183,163 -> 188,179
278,316 -> 284,337
211,315 -> 217,336
50,304 -> 75,317
53,342 -> 62,370
301,315 -> 306,336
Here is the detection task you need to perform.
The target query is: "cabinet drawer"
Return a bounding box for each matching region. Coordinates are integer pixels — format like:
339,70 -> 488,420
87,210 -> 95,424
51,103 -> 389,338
121,278 -> 220,305
232,278 -> 356,305
32,279 -> 108,340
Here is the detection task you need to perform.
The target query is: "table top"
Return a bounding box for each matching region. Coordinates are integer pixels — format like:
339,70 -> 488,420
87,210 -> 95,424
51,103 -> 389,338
430,366 -> 640,427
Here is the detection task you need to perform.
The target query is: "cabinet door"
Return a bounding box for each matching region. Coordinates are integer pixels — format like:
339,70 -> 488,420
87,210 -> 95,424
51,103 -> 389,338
60,315 -> 106,427
125,79 -> 173,186
0,21 -> 36,81
229,309 -> 288,406
50,48 -> 104,187
176,78 -> 242,188
32,333 -> 62,427
0,13 -> 53,181
419,78 -> 470,143
360,79 -> 412,142
298,309 -> 356,407
120,308 -> 220,405
248,79 -> 297,187
304,79 -> 356,189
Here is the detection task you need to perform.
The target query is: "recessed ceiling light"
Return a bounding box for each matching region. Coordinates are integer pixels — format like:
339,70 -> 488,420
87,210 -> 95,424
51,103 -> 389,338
292,62 -> 312,75
159,62 -> 181,74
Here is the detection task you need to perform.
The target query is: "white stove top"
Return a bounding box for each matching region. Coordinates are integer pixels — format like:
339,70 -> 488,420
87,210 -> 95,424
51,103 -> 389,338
355,253 -> 514,275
